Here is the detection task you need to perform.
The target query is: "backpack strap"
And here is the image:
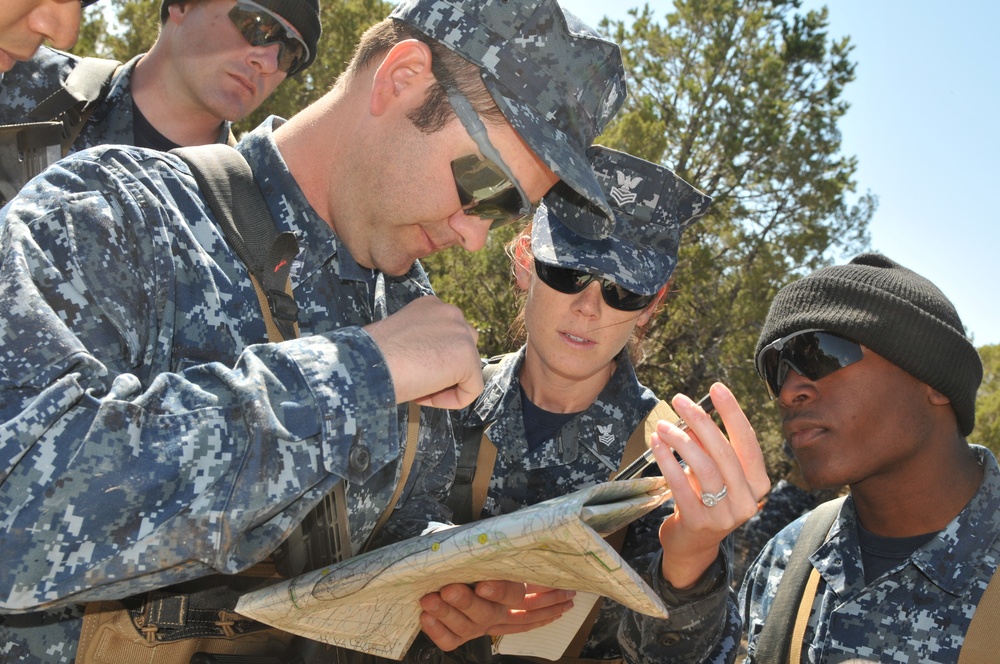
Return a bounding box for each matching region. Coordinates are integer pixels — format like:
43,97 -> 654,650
468,434 -> 499,524
28,57 -> 122,122
1,57 -> 120,205
171,145 -> 319,579
449,355 -> 507,524
171,144 -> 299,342
958,565 -> 1000,664
361,401 -> 423,554
752,495 -> 846,664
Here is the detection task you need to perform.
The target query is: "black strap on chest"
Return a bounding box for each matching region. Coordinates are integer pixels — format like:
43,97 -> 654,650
162,145 -> 350,662
449,356 -> 506,524
1,57 -> 120,205
171,144 -> 300,342
750,496 -> 845,664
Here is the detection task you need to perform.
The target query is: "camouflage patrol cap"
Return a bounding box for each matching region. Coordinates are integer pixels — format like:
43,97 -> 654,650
390,0 -> 627,240
532,146 -> 712,296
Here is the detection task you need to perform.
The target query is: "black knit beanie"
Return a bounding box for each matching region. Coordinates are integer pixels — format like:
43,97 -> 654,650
756,253 -> 983,436
161,0 -> 321,75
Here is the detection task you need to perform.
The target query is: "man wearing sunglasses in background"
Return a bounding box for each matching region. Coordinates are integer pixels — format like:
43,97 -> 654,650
679,253 -> 995,663
1,0 -> 318,200
0,0 -> 626,659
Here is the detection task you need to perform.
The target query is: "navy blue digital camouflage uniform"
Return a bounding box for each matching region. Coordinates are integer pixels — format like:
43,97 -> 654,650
0,46 -> 233,149
0,118 -> 453,660
737,445 -> 1000,664
379,147 -> 738,664
0,1 -> 635,658
454,348 -> 742,664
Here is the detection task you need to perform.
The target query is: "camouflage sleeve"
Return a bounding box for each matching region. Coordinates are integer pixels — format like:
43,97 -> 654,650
0,153 -> 400,612
618,543 -> 740,664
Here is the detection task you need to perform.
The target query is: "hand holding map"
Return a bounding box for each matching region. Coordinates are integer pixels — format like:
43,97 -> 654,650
236,477 -> 672,660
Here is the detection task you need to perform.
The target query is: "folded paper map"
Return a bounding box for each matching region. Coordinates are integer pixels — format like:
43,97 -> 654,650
236,477 -> 672,660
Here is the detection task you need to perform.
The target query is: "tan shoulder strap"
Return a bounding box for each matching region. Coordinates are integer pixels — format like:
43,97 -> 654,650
363,401 -> 422,553
249,273 -> 299,342
469,432 -> 499,520
562,401 -> 677,660
748,495 -> 845,664
789,566 -> 821,663
958,565 -> 1000,664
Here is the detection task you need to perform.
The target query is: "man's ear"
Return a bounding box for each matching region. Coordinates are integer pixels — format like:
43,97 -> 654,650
166,0 -> 195,24
370,39 -> 435,117
928,387 -> 952,407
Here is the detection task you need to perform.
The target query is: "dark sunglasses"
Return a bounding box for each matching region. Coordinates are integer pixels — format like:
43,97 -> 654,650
228,1 -> 309,75
447,90 -> 534,229
534,260 -> 656,312
756,329 -> 864,399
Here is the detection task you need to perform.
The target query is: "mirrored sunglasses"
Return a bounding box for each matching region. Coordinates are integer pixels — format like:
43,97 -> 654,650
755,329 -> 864,399
534,260 -> 656,312
447,90 -> 534,230
228,1 -> 309,75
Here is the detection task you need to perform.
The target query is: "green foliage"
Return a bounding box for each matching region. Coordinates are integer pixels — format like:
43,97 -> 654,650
970,344 -> 1000,453
74,0 -> 161,60
426,0 -> 875,475
421,224 -> 524,357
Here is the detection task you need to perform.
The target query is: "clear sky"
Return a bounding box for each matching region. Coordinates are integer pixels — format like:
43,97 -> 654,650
562,0 -> 1000,347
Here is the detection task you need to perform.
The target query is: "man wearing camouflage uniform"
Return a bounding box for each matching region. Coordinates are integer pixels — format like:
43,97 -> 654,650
696,254 -> 996,662
1,0 -> 320,202
0,0 -> 626,659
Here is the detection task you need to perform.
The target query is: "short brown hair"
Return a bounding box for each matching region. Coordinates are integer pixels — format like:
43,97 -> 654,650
347,18 -> 504,133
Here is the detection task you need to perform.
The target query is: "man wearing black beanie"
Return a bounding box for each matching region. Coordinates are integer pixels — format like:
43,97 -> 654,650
680,252 -> 996,663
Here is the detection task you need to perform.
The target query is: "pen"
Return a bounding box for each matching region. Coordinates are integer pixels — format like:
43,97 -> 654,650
614,394 -> 716,481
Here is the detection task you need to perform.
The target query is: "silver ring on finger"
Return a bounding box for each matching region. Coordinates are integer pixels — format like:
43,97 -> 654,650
700,485 -> 728,507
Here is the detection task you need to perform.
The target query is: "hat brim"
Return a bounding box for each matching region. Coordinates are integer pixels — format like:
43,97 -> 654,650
485,81 -> 616,241
531,204 -> 673,296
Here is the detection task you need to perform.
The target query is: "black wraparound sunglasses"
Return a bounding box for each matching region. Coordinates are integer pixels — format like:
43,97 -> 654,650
755,329 -> 864,398
534,260 -> 656,312
228,0 -> 309,75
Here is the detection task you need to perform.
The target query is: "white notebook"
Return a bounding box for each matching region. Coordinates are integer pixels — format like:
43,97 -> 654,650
492,592 -> 601,661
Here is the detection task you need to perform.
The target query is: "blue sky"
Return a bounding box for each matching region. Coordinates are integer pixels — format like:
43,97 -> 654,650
563,1 -> 1000,347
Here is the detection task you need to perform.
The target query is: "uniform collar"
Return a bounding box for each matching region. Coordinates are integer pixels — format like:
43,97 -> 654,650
816,446 -> 1000,598
467,347 -> 658,467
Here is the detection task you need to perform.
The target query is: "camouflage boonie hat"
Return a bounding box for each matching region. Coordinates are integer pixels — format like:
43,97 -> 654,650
390,0 -> 627,240
532,146 -> 712,296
